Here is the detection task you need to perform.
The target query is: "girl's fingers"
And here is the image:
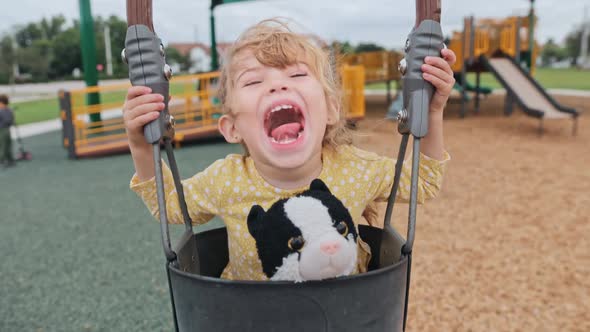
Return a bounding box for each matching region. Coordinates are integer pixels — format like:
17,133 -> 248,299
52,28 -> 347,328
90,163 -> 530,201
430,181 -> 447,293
424,56 -> 454,76
441,48 -> 457,65
423,73 -> 452,95
124,93 -> 164,112
124,102 -> 165,123
129,112 -> 160,130
422,64 -> 455,84
126,86 -> 152,101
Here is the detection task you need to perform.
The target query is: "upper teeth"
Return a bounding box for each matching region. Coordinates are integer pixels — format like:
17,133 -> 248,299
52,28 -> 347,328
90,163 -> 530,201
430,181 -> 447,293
270,104 -> 294,113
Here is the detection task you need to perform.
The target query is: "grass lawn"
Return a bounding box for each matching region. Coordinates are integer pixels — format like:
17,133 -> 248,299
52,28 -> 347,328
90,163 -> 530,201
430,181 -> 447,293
366,67 -> 590,91
12,98 -> 60,125
12,83 -> 188,125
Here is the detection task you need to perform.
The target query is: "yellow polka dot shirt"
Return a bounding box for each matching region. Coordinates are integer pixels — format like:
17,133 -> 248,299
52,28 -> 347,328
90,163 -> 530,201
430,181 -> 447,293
130,144 -> 450,280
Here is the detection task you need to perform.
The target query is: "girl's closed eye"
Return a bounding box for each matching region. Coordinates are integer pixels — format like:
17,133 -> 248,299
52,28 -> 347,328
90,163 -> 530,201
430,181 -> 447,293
291,72 -> 307,78
243,79 -> 262,87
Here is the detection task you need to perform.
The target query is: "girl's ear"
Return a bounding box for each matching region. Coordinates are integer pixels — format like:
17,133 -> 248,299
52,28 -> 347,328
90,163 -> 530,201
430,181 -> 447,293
326,96 -> 340,125
218,114 -> 242,143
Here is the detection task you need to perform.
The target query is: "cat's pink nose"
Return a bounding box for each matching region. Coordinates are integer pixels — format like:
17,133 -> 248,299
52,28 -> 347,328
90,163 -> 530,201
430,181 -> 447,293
320,241 -> 341,255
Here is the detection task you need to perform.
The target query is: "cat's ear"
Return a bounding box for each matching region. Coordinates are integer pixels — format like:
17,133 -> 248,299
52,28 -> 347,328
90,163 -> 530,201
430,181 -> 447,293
247,205 -> 266,239
310,178 -> 331,194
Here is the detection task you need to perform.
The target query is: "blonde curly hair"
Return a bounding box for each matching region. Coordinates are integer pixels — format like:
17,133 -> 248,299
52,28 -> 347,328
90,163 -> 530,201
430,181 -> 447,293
217,18 -> 352,151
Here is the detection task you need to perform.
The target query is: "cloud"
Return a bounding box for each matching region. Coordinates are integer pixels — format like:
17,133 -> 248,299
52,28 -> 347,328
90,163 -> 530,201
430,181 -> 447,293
1,0 -> 588,48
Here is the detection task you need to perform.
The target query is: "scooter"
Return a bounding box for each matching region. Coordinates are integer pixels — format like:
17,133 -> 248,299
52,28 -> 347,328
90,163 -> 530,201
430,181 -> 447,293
11,106 -> 32,161
14,124 -> 32,161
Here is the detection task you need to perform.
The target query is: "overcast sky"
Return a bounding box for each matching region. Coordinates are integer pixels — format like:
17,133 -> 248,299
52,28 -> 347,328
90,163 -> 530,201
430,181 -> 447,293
1,0 -> 589,49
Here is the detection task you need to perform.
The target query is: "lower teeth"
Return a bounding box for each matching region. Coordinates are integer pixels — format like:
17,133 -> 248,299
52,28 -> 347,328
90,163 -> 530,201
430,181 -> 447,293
271,132 -> 302,144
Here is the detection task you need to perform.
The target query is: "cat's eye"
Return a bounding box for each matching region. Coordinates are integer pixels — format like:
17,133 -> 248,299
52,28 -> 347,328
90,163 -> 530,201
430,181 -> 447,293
336,221 -> 349,236
288,235 -> 305,251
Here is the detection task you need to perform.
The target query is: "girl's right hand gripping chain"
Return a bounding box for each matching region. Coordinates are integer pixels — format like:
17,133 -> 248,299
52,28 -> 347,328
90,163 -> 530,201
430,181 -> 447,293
122,86 -> 165,149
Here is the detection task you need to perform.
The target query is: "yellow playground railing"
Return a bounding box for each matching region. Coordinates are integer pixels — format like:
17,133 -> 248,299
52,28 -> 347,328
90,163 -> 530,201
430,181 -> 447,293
500,22 -> 517,57
341,50 -> 402,83
60,72 -> 222,158
448,14 -> 537,74
475,30 -> 490,57
60,68 -> 366,159
341,65 -> 365,121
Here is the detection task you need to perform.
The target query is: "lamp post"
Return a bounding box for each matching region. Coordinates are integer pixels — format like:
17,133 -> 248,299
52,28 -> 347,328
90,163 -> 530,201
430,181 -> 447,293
11,29 -> 19,95
104,24 -> 113,76
210,2 -> 220,71
581,6 -> 589,68
79,0 -> 101,122
209,0 -> 254,71
528,0 -> 535,72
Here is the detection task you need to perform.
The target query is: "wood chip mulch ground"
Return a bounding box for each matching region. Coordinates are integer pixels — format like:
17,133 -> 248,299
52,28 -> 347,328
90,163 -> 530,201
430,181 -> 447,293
354,93 -> 589,331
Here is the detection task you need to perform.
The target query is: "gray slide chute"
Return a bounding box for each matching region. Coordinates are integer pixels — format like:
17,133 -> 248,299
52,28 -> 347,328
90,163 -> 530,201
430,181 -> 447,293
482,54 -> 579,134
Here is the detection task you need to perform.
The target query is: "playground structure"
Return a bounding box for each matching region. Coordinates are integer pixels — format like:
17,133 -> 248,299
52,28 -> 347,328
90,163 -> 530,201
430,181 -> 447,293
59,72 -> 221,158
341,50 -> 403,104
448,14 -> 579,133
59,65 -> 365,158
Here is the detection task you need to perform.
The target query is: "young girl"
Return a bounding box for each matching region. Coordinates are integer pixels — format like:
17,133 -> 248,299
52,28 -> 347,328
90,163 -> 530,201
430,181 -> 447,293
124,19 -> 454,280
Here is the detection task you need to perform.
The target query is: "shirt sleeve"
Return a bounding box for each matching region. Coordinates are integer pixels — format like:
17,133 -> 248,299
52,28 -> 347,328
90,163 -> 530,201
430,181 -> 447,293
372,150 -> 450,204
130,160 -> 221,225
0,110 -> 12,127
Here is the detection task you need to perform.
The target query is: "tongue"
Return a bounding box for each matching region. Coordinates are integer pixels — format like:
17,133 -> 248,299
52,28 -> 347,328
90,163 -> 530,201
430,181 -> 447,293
271,123 -> 302,142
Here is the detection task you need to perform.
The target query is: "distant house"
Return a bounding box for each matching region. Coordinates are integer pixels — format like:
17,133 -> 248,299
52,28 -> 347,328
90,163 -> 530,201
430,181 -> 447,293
167,42 -> 234,73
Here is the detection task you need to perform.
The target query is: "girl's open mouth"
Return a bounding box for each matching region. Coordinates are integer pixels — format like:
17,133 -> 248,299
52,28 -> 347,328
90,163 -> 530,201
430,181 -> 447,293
264,103 -> 305,146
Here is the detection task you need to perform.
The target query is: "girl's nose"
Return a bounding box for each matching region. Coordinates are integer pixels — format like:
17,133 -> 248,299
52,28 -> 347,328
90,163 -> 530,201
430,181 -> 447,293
269,85 -> 288,94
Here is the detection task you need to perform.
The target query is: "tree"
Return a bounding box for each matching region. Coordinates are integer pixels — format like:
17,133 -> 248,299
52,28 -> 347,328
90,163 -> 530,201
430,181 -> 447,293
49,27 -> 82,79
540,38 -> 567,66
564,26 -> 590,66
39,15 -> 66,40
6,15 -> 67,80
0,36 -> 15,84
0,14 -> 148,81
104,15 -> 130,76
332,41 -> 355,54
18,40 -> 51,81
355,43 -> 385,53
165,47 -> 192,72
93,15 -> 129,77
15,23 -> 43,47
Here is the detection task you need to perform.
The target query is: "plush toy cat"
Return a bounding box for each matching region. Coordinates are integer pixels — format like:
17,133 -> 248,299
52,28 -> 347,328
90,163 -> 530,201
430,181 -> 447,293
247,179 -> 358,282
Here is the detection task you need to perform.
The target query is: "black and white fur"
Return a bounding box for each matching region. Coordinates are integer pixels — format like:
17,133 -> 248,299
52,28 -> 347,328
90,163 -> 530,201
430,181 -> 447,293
247,179 -> 358,282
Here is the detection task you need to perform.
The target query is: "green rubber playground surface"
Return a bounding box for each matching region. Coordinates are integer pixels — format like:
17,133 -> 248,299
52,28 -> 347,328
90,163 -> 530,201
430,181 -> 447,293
0,131 -> 240,331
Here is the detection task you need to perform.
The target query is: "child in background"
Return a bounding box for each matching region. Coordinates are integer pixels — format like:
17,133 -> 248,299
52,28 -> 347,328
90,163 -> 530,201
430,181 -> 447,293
124,19 -> 455,280
0,94 -> 15,168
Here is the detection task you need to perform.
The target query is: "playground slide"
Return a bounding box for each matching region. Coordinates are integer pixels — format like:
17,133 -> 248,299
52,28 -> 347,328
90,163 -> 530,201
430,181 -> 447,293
482,55 -> 578,119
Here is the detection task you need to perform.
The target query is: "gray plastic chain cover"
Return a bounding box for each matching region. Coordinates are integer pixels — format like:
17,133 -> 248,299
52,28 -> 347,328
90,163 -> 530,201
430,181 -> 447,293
401,20 -> 444,137
125,25 -> 171,144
